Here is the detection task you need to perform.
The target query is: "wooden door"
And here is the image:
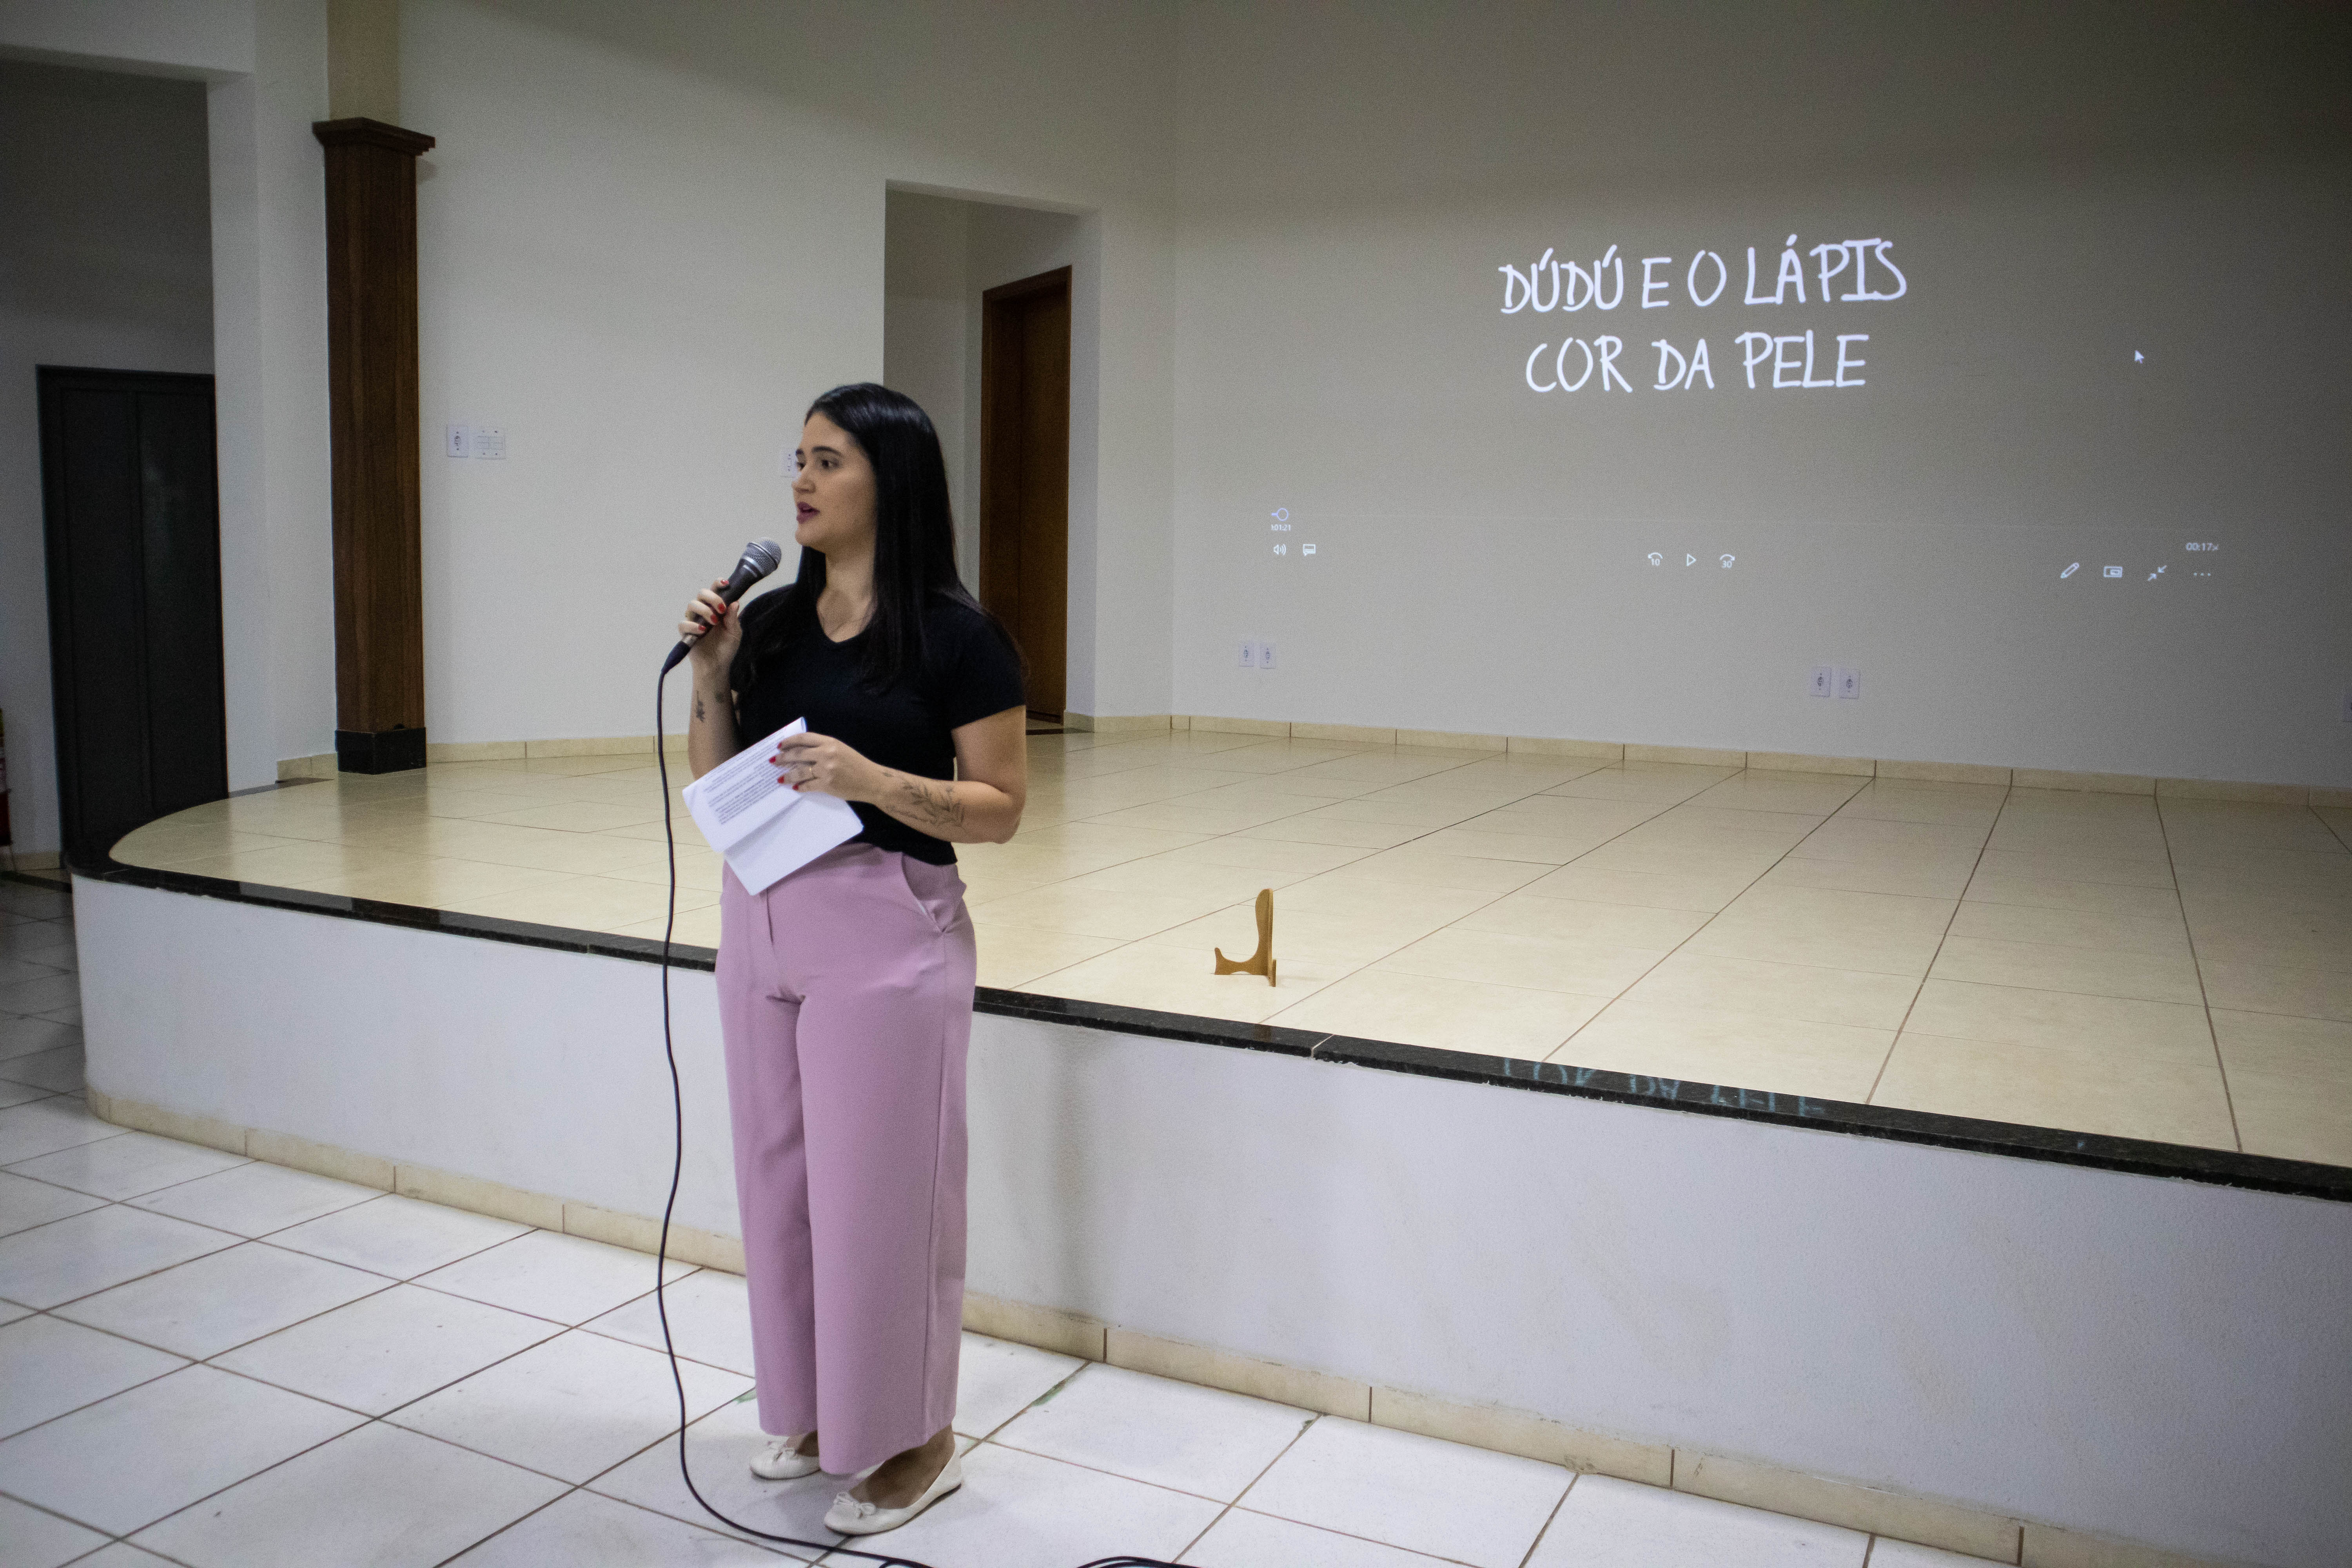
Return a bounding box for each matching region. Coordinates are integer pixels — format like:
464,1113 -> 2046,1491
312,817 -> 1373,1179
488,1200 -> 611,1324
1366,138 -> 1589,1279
979,267 -> 1071,717
38,367 -> 227,864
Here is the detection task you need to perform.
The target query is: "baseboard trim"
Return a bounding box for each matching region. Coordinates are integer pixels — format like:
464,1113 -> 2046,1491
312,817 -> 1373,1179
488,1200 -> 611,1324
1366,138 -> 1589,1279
1163,719 -> 2348,803
83,1086 -> 744,1272
276,737 -> 688,779
80,1084 -> 2243,1568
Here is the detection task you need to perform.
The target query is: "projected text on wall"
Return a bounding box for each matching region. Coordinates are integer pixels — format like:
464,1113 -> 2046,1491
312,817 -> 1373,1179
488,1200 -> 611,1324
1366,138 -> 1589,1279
1501,234 -> 1906,394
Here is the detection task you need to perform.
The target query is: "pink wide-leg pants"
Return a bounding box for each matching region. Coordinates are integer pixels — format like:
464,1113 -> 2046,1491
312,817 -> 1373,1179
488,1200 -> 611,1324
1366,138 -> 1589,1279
715,841 -> 975,1475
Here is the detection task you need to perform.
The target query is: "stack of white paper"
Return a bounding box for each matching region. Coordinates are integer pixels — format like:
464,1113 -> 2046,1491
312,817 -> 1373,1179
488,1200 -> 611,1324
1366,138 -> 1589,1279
681,719 -> 862,894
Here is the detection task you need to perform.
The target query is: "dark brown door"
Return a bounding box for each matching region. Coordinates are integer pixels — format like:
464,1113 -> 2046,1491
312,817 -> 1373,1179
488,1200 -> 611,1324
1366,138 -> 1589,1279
38,367 -> 227,865
980,267 -> 1071,718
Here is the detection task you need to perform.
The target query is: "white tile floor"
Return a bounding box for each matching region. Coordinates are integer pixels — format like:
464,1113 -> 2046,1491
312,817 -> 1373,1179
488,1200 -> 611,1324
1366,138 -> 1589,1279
0,878 -> 2007,1566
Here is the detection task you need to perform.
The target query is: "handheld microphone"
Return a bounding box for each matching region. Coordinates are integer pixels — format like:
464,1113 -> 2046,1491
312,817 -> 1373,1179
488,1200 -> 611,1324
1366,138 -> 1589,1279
662,538 -> 784,673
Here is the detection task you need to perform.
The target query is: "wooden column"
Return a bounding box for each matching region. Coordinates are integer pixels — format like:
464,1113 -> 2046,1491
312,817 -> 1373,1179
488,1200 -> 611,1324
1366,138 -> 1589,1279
313,117 -> 434,773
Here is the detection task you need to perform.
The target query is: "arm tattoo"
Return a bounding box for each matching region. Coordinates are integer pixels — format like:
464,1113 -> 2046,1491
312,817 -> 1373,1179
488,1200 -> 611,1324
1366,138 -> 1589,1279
896,773 -> 967,831
692,695 -> 706,724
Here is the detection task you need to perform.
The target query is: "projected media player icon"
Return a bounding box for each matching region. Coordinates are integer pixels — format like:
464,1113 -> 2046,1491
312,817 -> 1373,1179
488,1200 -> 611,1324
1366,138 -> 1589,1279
2103,566 -> 2123,578
2060,562 -> 2080,579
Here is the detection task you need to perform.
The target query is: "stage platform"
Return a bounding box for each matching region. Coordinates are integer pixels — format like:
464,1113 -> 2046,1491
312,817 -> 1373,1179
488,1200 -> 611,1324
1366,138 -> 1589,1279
51,735 -> 2352,1568
110,729 -> 2352,1168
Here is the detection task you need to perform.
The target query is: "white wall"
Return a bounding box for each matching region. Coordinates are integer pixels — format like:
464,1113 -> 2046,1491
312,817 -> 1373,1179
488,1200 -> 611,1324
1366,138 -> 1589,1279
887,190 -> 1146,716
0,60 -> 216,857
1167,3 -> 2352,785
78,875 -> 2352,1568
0,0 -> 254,77
76,878 -> 741,1239
13,1 -> 2346,795
0,0 -> 335,809
882,191 -> 972,575
205,0 -> 332,785
405,0 -> 1178,743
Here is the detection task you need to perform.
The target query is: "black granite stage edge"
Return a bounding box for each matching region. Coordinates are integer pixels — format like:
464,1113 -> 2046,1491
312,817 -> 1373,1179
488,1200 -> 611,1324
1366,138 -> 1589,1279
65,851 -> 2352,1205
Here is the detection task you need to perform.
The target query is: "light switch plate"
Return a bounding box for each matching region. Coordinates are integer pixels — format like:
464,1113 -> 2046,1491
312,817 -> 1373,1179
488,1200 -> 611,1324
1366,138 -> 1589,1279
1835,666 -> 1860,700
1259,641 -> 1277,671
1808,666 -> 1833,699
1238,639 -> 1257,669
445,423 -> 470,458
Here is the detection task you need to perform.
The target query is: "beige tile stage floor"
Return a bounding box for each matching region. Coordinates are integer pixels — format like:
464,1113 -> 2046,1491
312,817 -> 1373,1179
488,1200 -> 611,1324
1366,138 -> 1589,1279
110,732 -> 2352,1167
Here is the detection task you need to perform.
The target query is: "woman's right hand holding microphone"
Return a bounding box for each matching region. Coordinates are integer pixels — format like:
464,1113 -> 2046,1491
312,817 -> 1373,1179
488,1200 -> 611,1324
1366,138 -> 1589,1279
680,579 -> 742,679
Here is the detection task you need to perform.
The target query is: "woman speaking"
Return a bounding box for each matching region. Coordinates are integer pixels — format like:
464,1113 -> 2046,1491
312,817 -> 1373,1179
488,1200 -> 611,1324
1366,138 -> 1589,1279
677,383 -> 1026,1535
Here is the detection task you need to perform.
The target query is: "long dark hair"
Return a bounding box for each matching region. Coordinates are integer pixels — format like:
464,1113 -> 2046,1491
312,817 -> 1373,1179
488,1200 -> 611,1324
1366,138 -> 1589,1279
739,383 -> 1018,693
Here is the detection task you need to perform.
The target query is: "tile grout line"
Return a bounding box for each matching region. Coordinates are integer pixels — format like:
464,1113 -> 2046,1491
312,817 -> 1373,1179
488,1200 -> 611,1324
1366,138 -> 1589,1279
1054,1401 -> 1327,1568
421,1487 -> 585,1568
2313,800 -> 2352,855
0,1289 -> 393,1567
2155,794 -> 2244,1154
1862,780 -> 2009,1105
1519,772 -> 1976,1069
1178,1410 -> 1522,1568
1535,772 -> 1891,1065
1014,746 -> 1607,1005
0,1193 -> 637,1457
1258,768 -> 1982,1062
1245,755 -> 1650,1032
974,739 -> 1410,927
1357,769 -> 1758,1053
1515,1470 -> 1579,1568
8,1208 -> 753,1566
0,1487 -> 141,1559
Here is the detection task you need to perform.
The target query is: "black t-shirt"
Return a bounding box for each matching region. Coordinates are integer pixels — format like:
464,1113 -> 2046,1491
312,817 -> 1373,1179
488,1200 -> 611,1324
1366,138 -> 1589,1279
728,590 -> 1025,864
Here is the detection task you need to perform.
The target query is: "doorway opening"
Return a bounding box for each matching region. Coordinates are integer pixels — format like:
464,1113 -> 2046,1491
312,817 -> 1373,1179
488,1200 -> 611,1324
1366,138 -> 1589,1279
38,367 -> 228,865
882,190 -> 1081,724
980,266 -> 1071,721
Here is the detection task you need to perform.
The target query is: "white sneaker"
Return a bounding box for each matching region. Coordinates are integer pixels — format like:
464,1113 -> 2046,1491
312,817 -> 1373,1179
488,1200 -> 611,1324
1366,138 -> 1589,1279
749,1434 -> 822,1480
824,1447 -> 964,1535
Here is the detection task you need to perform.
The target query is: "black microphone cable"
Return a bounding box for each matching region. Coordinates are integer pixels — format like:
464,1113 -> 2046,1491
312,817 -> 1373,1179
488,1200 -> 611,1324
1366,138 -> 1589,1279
653,657 -> 1186,1568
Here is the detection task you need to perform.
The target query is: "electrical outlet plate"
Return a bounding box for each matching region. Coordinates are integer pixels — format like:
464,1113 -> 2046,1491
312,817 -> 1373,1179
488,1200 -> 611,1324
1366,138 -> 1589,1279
475,426 -> 506,459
